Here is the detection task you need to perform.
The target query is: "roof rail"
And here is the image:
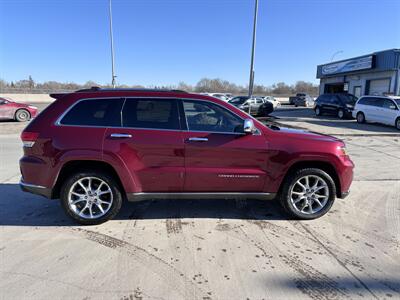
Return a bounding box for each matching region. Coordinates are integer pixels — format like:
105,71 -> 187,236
75,86 -> 102,92
74,87 -> 188,93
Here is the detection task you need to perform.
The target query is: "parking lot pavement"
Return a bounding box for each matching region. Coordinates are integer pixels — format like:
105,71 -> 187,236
1,109 -> 400,299
271,107 -> 400,136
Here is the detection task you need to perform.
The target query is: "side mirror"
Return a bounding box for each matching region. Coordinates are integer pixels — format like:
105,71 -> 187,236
243,118 -> 255,134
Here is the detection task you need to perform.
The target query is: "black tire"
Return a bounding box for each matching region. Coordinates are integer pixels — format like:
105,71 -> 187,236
60,170 -> 123,225
315,106 -> 322,116
15,109 -> 31,122
356,112 -> 365,123
279,168 -> 336,220
396,117 -> 400,131
337,109 -> 345,119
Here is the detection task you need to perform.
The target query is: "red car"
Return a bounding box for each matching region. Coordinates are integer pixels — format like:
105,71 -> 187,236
0,97 -> 38,122
19,88 -> 354,225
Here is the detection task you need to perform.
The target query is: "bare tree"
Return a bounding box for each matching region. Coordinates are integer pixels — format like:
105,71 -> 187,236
0,77 -> 318,96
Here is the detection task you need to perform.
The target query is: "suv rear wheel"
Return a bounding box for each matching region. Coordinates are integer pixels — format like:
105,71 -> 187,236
280,168 -> 336,220
60,171 -> 123,225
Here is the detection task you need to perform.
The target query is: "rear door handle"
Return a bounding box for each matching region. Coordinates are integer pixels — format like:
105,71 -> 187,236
187,137 -> 208,142
110,133 -> 132,139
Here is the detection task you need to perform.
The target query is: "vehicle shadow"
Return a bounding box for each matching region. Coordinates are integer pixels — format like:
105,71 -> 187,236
0,183 -> 286,227
0,119 -> 18,123
275,277 -> 400,298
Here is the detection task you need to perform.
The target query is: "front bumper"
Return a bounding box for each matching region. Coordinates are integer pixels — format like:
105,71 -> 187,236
341,190 -> 350,199
20,179 -> 52,199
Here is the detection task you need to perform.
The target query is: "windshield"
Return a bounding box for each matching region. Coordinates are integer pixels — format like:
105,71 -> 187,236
394,99 -> 400,107
229,97 -> 247,105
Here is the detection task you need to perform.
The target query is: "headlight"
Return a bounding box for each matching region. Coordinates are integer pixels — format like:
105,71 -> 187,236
28,105 -> 37,109
345,104 -> 353,109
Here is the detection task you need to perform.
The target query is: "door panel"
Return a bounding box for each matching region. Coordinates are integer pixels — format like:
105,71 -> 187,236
0,102 -> 14,119
379,99 -> 399,125
181,99 -> 268,192
182,132 -> 268,192
367,98 -> 384,122
103,128 -> 185,192
102,97 -> 185,193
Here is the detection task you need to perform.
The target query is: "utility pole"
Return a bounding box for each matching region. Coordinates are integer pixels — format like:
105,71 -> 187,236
248,0 -> 259,98
109,0 -> 117,88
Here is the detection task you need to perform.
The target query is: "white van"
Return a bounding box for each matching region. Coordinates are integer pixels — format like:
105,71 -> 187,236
352,96 -> 400,130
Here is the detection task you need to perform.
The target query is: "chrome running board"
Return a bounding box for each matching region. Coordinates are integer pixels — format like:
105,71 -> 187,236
127,192 -> 276,202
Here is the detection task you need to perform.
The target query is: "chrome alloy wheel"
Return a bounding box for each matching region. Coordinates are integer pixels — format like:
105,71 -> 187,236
290,175 -> 329,215
68,177 -> 113,219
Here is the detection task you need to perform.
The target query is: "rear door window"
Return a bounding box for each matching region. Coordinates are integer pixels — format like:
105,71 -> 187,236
381,99 -> 397,110
122,98 -> 180,130
370,98 -> 384,107
60,98 -> 124,127
358,97 -> 382,107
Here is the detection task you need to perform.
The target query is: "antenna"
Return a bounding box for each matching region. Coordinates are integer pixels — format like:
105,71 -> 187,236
108,0 -> 117,88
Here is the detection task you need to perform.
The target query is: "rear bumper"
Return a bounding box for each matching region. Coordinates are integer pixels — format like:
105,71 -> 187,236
20,179 -> 52,199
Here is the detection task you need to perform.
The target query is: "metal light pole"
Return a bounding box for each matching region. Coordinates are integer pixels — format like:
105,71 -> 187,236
330,50 -> 343,62
108,0 -> 117,88
248,0 -> 259,98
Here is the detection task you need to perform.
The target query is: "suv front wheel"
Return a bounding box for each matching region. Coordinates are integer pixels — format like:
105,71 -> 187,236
60,171 -> 123,225
280,168 -> 336,220
337,109 -> 345,119
356,112 -> 365,123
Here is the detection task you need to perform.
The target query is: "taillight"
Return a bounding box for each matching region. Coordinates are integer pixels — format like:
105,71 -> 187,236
21,131 -> 39,148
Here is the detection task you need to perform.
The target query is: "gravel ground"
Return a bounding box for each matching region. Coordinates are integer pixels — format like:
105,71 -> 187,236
0,104 -> 399,299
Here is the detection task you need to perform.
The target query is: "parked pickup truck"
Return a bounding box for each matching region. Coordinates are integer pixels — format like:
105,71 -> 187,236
289,93 -> 311,105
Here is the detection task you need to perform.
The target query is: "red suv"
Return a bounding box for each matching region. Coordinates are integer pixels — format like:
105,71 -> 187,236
20,88 -> 354,225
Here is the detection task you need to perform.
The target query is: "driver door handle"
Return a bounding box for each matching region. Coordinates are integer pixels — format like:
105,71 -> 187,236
187,137 -> 208,142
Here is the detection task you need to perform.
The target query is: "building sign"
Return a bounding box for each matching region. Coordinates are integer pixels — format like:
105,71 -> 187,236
321,55 -> 374,75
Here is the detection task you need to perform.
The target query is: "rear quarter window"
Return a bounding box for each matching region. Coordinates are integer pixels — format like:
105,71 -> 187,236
59,98 -> 124,127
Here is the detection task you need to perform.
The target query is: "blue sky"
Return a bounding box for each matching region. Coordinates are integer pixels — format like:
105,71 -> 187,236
0,0 -> 399,86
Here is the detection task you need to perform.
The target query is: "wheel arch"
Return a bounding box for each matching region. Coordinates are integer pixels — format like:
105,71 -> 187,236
395,116 -> 400,129
279,160 -> 341,198
51,160 -> 126,199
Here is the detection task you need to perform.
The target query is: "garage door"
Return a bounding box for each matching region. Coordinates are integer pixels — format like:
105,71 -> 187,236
368,79 -> 390,96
